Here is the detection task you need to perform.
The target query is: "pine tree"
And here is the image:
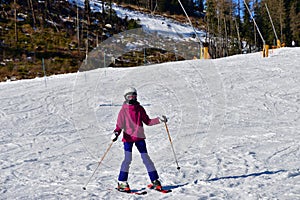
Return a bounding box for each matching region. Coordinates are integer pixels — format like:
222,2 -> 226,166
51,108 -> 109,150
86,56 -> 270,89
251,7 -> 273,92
276,0 -> 286,43
205,0 -> 217,34
157,0 -> 167,13
195,0 -> 204,13
289,0 -> 300,46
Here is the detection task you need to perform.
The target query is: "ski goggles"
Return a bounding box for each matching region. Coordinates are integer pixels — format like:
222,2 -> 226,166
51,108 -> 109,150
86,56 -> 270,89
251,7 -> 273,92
125,92 -> 137,100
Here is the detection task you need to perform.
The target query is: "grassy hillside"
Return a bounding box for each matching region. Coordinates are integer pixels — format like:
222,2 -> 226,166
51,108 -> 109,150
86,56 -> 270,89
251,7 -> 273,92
0,0 -> 141,81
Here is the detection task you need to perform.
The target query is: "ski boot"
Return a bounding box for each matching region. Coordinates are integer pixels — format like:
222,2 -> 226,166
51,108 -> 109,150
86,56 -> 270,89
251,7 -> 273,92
117,181 -> 131,192
151,179 -> 162,190
148,179 -> 172,193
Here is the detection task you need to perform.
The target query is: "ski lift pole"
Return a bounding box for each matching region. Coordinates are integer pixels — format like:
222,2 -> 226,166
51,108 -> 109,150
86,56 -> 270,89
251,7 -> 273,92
244,0 -> 265,46
177,0 -> 203,58
243,0 -> 268,57
163,122 -> 180,170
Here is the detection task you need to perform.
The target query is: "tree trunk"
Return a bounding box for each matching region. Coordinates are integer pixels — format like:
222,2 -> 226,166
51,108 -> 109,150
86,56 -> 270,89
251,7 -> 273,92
102,0 -> 105,17
77,4 -> 80,55
29,0 -> 36,28
234,18 -> 242,53
14,0 -> 18,43
224,17 -> 228,57
109,0 -> 112,21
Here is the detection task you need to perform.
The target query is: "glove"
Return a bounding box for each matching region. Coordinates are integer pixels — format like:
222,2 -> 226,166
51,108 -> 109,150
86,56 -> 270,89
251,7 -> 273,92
111,132 -> 119,142
159,115 -> 168,123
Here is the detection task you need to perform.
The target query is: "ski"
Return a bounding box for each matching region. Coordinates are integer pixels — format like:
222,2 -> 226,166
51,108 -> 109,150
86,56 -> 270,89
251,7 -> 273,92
115,188 -> 147,195
147,184 -> 172,193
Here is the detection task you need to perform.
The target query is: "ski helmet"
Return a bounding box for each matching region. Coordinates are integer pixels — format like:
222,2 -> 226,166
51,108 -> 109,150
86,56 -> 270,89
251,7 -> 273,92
124,87 -> 137,101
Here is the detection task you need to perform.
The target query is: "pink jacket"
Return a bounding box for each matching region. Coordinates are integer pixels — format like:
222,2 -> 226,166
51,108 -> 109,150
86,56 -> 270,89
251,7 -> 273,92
114,102 -> 160,142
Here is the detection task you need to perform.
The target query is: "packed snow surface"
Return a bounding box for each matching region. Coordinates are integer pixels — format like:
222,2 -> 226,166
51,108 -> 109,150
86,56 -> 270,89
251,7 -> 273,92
1,47 -> 300,199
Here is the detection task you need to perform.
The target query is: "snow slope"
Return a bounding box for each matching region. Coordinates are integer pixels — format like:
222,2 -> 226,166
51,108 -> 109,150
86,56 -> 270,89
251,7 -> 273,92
1,47 -> 299,199
72,0 -> 205,42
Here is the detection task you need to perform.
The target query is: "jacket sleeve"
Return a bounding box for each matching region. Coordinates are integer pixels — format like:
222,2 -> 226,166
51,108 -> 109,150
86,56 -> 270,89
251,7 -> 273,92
140,106 -> 160,126
114,108 -> 124,134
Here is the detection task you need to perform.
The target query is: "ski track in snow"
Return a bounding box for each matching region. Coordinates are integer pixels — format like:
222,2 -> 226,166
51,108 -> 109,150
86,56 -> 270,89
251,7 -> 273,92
1,48 -> 299,199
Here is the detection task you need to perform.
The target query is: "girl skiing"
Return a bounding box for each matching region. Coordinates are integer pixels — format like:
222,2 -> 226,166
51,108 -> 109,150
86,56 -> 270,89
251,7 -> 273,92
111,87 -> 167,192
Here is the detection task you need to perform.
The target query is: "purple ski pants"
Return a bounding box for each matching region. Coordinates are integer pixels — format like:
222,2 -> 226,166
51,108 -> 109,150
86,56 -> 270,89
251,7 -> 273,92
118,140 -> 159,182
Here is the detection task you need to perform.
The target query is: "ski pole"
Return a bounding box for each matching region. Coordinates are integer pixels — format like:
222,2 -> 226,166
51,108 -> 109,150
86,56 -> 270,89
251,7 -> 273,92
82,141 -> 114,190
164,122 -> 180,170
